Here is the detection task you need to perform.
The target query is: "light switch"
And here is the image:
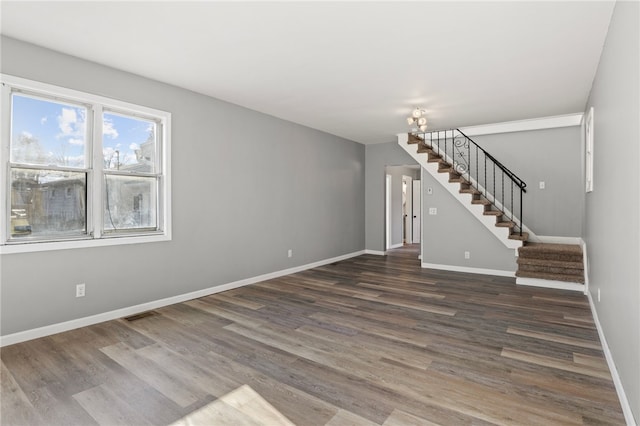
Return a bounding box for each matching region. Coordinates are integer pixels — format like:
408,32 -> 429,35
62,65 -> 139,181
539,181 -> 545,190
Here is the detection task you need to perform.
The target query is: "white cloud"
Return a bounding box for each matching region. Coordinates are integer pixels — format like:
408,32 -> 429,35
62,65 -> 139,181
129,143 -> 140,151
68,138 -> 85,146
103,118 -> 119,139
58,108 -> 77,135
20,131 -> 34,139
41,116 -> 48,125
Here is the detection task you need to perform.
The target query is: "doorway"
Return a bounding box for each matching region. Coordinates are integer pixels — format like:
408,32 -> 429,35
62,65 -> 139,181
384,165 -> 421,257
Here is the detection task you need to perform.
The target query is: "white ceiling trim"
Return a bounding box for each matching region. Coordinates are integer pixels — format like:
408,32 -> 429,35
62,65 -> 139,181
459,113 -> 585,137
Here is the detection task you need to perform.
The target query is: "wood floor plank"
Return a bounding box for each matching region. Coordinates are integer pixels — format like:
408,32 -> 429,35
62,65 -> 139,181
100,342 -> 203,407
0,361 -> 44,426
506,326 -> 602,350
1,245 -> 625,425
72,384 -> 152,425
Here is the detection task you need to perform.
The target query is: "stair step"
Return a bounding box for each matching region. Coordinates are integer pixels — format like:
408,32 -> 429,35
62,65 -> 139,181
459,188 -> 481,195
517,263 -> 584,276
427,156 -> 442,163
516,270 -> 585,284
471,198 -> 492,206
509,232 -> 529,241
408,133 -> 423,144
518,243 -> 582,262
417,144 -> 434,154
495,221 -> 516,228
448,177 -> 468,184
517,257 -> 583,269
483,210 -> 503,217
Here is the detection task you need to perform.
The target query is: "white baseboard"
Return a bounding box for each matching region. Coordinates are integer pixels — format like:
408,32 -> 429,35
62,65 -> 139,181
364,249 -> 385,256
587,292 -> 637,426
389,243 -> 404,249
422,263 -> 515,277
516,277 -> 585,293
0,250 -> 366,347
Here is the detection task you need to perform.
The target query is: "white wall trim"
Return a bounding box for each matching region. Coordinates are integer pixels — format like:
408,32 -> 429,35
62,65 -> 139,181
389,243 -> 404,249
422,262 -> 515,277
515,277 -> 585,293
579,238 -> 589,295
458,113 -> 584,137
364,249 -> 385,256
536,235 -> 583,245
587,292 -> 637,426
0,249 -> 366,347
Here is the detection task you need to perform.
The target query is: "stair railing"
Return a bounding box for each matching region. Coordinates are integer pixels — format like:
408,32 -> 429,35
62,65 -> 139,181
417,128 -> 527,236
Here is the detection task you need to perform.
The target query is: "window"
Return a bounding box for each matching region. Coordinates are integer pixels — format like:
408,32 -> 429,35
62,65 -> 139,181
1,75 -> 171,253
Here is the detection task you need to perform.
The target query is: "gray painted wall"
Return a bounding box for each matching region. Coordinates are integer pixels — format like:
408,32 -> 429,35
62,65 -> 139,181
421,168 -> 517,272
473,126 -> 584,237
0,37 -> 365,336
584,1 -> 639,421
365,142 -> 418,252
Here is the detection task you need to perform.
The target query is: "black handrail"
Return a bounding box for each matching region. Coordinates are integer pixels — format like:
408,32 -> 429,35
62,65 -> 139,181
415,128 -> 527,236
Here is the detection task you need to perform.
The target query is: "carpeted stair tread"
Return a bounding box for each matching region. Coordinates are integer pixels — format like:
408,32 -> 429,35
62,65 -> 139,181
408,134 -> 424,144
509,232 -> 529,241
516,270 -> 585,284
471,198 -> 492,205
449,177 -> 468,184
518,243 -> 582,262
519,242 -> 582,255
517,257 -> 583,269
516,242 -> 585,283
483,210 -> 503,216
518,263 -> 584,276
460,188 -> 482,195
496,221 -> 516,228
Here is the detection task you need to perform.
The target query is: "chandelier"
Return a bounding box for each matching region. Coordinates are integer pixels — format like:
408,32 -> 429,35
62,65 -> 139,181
406,108 -> 427,132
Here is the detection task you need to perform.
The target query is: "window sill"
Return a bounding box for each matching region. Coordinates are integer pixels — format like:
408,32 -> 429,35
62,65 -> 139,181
0,233 -> 171,254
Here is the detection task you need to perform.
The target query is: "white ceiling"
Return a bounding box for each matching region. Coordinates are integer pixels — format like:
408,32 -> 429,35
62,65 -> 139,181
1,1 -> 614,144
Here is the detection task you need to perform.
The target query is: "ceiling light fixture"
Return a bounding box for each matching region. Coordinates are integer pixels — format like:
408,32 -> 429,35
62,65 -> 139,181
407,107 -> 427,132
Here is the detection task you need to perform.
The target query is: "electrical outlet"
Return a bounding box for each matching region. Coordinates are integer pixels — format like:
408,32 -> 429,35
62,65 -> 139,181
464,251 -> 470,259
539,181 -> 545,190
288,249 -> 293,258
76,283 -> 85,298
429,207 -> 437,215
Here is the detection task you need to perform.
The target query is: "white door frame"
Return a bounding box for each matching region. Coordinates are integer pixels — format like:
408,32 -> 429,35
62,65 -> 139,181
385,174 -> 392,250
402,175 -> 413,244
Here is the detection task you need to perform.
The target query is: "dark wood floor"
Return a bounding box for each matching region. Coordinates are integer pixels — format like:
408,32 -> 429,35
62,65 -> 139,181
1,245 -> 625,425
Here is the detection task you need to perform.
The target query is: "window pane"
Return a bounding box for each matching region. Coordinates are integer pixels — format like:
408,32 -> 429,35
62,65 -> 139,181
10,168 -> 87,238
103,112 -> 156,173
10,94 -> 87,168
104,175 -> 157,232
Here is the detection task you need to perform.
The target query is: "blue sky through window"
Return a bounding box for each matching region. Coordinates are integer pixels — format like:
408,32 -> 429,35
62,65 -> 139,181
11,94 -> 155,170
11,94 -> 86,167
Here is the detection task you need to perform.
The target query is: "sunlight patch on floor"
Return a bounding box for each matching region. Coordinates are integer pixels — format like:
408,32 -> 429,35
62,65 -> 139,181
171,384 -> 295,426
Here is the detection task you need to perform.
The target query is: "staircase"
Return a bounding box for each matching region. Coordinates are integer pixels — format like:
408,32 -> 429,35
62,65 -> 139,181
399,130 -> 586,292
517,243 -> 585,290
413,133 -> 529,244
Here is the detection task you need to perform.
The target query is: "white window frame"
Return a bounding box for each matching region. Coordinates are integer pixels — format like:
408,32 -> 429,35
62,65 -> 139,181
1,74 -> 172,254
